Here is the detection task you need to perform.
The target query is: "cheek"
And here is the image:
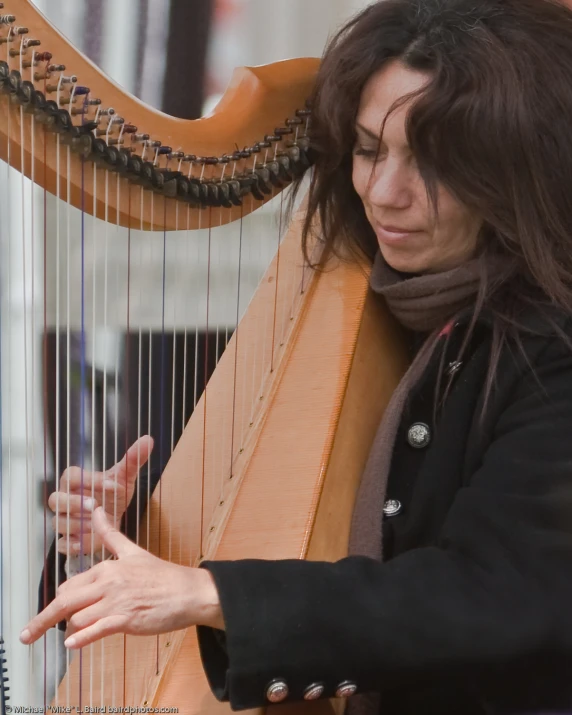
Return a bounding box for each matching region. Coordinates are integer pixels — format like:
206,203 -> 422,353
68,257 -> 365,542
434,200 -> 481,256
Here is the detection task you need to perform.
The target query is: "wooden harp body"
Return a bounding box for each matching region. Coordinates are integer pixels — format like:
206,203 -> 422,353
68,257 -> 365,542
0,1 -> 409,712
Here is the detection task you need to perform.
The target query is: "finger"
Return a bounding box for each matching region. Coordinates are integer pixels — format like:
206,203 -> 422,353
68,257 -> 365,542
57,566 -> 99,592
107,436 -> 154,491
57,536 -> 103,555
52,515 -> 93,536
59,466 -> 114,493
64,615 -> 128,650
67,600 -> 109,636
20,582 -> 100,645
93,507 -> 140,559
49,493 -> 98,515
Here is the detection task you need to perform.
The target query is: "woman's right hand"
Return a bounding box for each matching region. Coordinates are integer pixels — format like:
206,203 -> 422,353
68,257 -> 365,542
49,435 -> 154,556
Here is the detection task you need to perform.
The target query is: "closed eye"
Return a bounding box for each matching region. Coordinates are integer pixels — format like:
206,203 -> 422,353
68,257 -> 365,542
354,146 -> 381,160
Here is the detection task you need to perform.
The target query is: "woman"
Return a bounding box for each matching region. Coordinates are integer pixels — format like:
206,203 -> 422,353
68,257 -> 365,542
23,0 -> 572,712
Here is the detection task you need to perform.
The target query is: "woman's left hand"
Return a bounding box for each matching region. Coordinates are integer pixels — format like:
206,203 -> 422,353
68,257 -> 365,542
20,507 -> 224,649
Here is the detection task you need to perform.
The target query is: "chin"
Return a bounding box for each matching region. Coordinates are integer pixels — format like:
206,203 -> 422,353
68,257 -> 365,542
379,247 -> 430,275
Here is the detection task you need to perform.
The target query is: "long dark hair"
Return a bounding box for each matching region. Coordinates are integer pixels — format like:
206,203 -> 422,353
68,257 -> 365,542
298,0 -> 572,419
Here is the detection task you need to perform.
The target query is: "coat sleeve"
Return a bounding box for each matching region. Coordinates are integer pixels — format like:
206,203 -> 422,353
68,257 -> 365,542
196,336 -> 572,711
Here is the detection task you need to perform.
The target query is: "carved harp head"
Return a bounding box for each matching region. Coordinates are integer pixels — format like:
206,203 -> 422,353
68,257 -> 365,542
0,0 -> 407,710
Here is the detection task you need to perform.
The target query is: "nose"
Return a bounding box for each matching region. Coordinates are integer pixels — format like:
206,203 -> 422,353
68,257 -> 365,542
365,158 -> 413,210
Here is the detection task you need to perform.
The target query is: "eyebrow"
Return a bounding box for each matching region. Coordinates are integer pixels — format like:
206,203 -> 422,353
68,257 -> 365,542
355,123 -> 380,141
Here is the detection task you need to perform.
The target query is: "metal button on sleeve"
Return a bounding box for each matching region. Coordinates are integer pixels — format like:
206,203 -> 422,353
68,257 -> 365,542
383,499 -> 403,517
407,422 -> 431,449
335,681 -> 358,698
304,683 -> 325,701
266,679 -> 289,703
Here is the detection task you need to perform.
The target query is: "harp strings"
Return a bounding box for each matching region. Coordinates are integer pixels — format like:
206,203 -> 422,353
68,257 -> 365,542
1,34 -> 313,704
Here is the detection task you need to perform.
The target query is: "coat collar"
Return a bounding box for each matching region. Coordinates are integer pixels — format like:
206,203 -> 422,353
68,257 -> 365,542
454,302 -> 571,338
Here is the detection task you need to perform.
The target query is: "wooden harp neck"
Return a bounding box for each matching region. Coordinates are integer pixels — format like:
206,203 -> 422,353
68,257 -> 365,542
0,0 -> 320,230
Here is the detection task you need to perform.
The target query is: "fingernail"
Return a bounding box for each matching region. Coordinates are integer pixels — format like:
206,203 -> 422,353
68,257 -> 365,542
64,636 -> 76,649
82,497 -> 96,511
103,479 -> 117,490
20,629 -> 31,644
72,542 -> 82,552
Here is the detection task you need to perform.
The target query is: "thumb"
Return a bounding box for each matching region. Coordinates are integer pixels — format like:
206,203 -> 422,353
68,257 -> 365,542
93,507 -> 140,558
109,435 -> 154,489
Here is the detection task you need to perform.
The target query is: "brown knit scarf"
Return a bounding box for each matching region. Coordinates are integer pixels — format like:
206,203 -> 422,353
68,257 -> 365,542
346,250 -> 510,715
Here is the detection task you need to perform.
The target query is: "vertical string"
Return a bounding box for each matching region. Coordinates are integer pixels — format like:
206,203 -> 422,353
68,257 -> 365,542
270,192 -> 285,373
29,104 -> 39,703
113,173 -> 123,705
20,101 -> 34,696
89,160 -> 98,706
228,206 -> 244,481
200,209 -> 213,560
169,202 -> 178,565
78,139 -> 87,710
53,131 -> 62,705
65,142 -> 72,707
100,168 -> 110,703
0,72 -> 9,699
123,180 -> 133,701
181,204 -> 191,565
41,88 -> 50,710
136,188 -> 144,548
146,192 -> 153,567
154,194 -> 168,673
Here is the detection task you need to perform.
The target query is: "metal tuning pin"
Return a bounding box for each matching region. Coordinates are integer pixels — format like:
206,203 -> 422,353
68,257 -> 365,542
59,85 -> 89,106
22,50 -> 51,69
71,95 -> 100,116
99,114 -> 124,137
45,75 -> 77,93
34,63 -> 64,81
9,37 -> 40,57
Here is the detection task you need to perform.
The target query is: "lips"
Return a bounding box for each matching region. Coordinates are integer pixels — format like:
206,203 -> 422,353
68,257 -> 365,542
375,223 -> 422,245
382,225 -> 418,233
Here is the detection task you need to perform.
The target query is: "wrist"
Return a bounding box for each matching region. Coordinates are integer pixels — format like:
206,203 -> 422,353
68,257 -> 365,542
192,567 -> 225,631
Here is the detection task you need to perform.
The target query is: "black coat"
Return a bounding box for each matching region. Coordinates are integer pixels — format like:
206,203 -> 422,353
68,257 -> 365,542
197,305 -> 572,715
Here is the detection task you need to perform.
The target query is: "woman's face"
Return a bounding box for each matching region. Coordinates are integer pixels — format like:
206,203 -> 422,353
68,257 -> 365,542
352,60 -> 482,274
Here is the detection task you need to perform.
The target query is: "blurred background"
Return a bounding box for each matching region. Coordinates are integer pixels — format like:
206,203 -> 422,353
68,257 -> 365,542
32,0 -> 373,117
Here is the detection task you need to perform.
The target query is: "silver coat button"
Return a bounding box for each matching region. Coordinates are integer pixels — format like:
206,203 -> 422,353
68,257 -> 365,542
383,499 -> 403,517
304,683 -> 325,701
407,422 -> 431,449
335,681 -> 358,698
266,680 -> 289,703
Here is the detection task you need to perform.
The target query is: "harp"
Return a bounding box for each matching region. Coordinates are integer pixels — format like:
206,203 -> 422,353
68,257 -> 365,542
0,1 -> 409,712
